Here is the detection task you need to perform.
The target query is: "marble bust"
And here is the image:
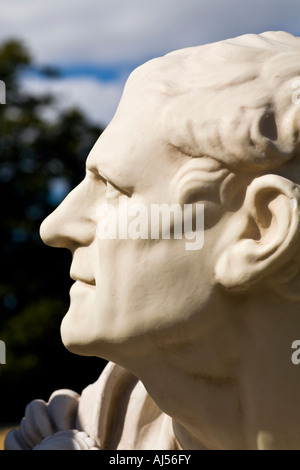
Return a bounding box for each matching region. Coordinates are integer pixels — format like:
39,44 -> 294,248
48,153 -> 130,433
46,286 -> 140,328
5,30 -> 300,450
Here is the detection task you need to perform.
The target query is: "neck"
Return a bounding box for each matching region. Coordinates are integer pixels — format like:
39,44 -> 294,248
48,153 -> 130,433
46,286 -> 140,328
123,290 -> 300,449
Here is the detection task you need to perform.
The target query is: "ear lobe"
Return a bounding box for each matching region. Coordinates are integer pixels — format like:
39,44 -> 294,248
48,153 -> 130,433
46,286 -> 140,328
215,174 -> 300,290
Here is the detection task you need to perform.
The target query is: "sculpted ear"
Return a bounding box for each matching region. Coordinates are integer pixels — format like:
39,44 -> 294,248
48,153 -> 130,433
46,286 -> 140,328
215,174 -> 300,290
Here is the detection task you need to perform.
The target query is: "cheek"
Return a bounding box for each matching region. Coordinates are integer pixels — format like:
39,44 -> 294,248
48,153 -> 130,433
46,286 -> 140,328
96,238 -> 207,327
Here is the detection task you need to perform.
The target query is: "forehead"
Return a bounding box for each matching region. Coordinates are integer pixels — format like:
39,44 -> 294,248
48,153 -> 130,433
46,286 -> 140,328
86,60 -> 181,190
87,39 -> 300,187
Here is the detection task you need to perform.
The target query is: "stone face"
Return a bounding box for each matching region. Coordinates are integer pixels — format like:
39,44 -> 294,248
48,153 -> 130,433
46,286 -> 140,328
7,31 -> 300,449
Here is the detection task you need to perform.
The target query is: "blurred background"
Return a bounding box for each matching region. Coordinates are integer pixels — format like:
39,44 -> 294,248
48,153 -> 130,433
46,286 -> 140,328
1,0 -> 300,432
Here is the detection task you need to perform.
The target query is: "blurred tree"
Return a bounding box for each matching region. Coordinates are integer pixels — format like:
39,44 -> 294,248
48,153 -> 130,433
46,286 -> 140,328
0,39 -> 107,423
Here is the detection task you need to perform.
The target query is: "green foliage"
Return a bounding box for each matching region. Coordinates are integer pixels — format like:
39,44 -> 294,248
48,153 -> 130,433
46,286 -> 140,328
0,39 -> 106,422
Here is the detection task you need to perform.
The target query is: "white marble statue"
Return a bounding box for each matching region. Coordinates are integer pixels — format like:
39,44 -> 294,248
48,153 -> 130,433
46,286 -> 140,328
6,30 -> 300,450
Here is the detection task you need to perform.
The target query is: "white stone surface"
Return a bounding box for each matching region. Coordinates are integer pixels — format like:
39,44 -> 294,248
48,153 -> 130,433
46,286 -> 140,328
6,31 -> 300,449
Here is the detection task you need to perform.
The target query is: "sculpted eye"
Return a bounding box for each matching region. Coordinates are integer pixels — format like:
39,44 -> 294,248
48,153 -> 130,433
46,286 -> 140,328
106,181 -> 121,200
87,166 -> 132,198
106,179 -> 132,199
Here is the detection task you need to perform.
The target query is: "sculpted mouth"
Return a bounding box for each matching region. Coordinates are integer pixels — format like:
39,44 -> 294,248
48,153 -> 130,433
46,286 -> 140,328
77,280 -> 96,287
70,275 -> 96,288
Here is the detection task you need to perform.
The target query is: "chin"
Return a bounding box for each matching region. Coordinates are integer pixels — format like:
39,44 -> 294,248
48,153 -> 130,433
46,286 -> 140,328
60,313 -> 93,357
60,281 -> 99,353
60,308 -> 114,359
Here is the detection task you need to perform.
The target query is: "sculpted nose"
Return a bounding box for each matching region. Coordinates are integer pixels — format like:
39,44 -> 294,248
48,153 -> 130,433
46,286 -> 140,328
40,182 -> 96,250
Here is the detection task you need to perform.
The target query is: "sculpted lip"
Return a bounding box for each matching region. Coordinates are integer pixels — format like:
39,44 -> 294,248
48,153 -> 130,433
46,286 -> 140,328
70,275 -> 96,288
76,280 -> 96,288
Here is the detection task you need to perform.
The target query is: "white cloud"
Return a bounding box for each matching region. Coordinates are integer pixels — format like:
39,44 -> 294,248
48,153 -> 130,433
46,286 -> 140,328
3,0 -> 300,125
21,75 -> 124,126
0,0 -> 299,66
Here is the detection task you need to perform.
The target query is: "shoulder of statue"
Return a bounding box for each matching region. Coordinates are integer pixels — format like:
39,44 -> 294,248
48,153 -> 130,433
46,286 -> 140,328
77,362 -> 180,450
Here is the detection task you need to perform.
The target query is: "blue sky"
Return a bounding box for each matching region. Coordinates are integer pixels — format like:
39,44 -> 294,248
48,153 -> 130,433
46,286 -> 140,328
0,0 -> 300,126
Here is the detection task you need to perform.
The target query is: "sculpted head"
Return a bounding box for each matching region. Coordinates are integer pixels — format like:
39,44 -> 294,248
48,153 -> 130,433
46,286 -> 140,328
39,31 -> 300,449
40,30 -> 300,368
